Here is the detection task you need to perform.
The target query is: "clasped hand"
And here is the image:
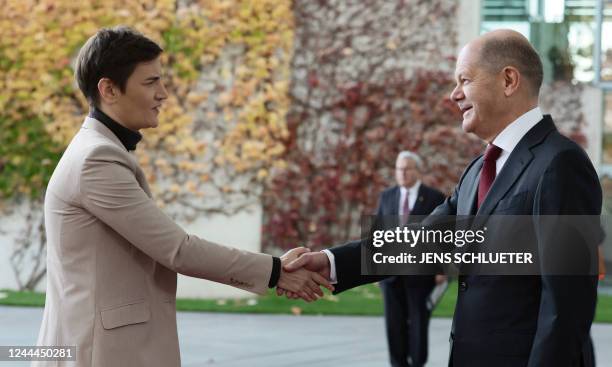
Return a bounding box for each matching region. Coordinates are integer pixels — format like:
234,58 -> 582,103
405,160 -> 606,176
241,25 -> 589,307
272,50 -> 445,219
277,248 -> 332,302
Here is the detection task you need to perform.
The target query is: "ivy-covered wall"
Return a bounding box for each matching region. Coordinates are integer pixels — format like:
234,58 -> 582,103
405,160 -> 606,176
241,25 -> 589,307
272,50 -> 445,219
262,0 -> 482,251
0,0 -> 293,213
0,0 -> 295,290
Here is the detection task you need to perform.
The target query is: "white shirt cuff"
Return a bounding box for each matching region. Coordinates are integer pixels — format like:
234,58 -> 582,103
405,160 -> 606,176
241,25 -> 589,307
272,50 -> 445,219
322,249 -> 338,284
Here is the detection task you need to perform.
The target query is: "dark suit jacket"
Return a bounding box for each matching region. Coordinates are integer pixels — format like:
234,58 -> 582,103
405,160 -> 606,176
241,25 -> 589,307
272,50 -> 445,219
376,184 -> 445,286
329,116 -> 601,367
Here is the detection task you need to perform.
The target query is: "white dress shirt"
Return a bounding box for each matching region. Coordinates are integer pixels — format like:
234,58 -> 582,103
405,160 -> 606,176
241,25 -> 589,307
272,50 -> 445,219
491,107 -> 543,174
398,180 -> 421,215
324,107 -> 544,284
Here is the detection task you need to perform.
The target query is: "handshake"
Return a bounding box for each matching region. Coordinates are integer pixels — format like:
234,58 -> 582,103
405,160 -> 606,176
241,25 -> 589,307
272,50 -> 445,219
276,247 -> 334,302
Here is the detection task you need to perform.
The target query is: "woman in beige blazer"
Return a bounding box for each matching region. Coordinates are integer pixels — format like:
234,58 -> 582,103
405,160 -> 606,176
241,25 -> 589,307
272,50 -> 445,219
34,26 -> 331,367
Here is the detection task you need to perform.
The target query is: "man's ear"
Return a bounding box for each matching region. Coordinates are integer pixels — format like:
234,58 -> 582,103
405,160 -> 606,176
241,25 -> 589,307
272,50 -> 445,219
97,78 -> 119,104
502,66 -> 520,97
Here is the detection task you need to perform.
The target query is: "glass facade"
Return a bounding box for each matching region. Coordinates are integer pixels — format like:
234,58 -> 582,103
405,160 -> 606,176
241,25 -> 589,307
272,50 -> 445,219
482,0 -> 599,83
598,0 -> 612,82
604,92 -> 612,165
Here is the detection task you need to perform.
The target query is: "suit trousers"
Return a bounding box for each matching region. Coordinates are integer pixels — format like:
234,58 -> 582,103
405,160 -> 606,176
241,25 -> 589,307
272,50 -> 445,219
380,277 -> 435,367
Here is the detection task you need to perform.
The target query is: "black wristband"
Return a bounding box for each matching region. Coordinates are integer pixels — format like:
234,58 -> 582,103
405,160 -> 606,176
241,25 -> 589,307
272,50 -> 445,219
268,256 -> 281,288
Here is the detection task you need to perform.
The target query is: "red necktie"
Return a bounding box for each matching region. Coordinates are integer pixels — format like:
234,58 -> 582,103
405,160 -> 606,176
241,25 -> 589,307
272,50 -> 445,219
477,144 -> 502,208
401,191 -> 410,224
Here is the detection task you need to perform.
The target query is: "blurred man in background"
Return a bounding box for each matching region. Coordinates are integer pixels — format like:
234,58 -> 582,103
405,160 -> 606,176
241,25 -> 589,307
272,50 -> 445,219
376,151 -> 446,367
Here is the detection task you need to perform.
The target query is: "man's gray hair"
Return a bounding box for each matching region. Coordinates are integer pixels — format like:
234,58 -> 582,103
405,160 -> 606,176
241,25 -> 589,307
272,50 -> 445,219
396,151 -> 423,170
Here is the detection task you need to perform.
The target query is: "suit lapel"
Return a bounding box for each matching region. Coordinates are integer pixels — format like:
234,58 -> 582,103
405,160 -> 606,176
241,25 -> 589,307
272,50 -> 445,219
477,116 -> 555,215
390,186 -> 401,216
132,163 -> 153,197
477,147 -> 533,215
458,158 -> 482,216
411,185 -> 426,215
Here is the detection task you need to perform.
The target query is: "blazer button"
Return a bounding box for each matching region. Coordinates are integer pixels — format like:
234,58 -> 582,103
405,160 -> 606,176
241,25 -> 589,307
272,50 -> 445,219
459,281 -> 468,291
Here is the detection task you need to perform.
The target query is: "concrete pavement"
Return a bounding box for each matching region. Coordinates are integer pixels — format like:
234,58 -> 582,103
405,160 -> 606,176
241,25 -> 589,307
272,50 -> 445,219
0,305 -> 611,366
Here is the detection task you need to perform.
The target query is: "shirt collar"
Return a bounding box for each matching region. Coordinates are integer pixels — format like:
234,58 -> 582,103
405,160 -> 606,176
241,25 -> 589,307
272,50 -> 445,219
492,106 -> 543,155
89,107 -> 142,151
400,180 -> 421,196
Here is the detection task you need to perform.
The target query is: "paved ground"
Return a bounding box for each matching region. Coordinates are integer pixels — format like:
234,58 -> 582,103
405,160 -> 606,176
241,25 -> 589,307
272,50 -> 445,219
1,305 -> 611,366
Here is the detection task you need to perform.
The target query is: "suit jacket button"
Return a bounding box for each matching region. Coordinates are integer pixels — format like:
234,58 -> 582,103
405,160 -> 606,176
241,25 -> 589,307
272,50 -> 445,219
459,281 -> 468,291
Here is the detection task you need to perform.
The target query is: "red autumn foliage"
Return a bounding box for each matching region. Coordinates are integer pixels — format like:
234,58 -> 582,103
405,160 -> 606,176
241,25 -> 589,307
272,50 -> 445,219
262,70 -> 483,251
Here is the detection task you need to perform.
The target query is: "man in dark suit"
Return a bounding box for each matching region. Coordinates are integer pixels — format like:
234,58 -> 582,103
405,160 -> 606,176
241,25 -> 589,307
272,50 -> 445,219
377,151 -> 445,367
281,29 -> 601,367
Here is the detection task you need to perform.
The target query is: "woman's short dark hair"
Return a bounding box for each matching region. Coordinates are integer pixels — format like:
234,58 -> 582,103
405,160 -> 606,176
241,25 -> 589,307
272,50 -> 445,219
74,26 -> 163,106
